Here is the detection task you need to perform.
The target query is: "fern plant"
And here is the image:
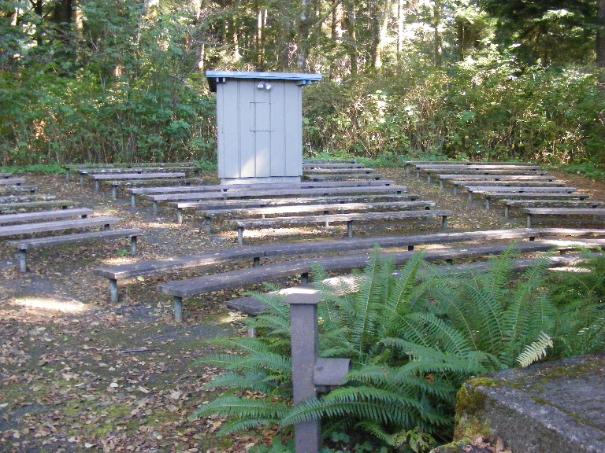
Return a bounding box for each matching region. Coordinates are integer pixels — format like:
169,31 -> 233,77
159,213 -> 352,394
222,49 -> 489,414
192,250 -> 605,452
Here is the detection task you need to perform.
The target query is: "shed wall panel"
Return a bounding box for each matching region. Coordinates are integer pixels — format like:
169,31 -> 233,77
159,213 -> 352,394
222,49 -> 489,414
219,83 -> 241,179
238,81 -> 256,178
270,81 -> 286,176
284,83 -> 303,176
254,87 -> 271,177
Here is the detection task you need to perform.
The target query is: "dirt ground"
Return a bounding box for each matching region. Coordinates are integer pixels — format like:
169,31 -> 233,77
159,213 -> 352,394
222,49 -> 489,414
0,167 -> 603,452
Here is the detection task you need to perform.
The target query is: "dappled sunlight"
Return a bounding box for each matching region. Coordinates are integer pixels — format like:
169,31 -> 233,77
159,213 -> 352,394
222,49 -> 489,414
101,256 -> 139,265
12,296 -> 90,314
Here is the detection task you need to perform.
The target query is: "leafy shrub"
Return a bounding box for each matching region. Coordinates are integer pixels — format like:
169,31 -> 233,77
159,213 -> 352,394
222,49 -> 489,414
193,251 -> 605,451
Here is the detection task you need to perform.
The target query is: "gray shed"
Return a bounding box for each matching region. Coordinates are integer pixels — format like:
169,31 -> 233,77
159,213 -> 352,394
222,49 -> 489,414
206,71 -> 322,184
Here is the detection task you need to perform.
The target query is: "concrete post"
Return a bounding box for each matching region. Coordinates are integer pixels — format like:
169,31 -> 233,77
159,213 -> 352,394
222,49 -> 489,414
287,290 -> 321,453
131,194 -> 137,208
17,249 -> 27,273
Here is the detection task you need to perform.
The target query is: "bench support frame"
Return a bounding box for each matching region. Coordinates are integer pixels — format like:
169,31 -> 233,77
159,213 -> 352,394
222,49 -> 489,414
174,296 -> 183,323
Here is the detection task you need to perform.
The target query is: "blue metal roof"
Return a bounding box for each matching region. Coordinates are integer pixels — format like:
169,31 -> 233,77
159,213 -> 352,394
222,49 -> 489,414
206,70 -> 322,92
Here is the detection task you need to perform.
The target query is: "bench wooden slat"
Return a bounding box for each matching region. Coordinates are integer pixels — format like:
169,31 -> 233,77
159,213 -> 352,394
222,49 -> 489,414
92,172 -> 186,180
10,228 -> 142,250
94,227 -> 605,303
415,164 -> 540,170
0,178 -> 25,185
422,168 -> 548,175
451,181 -> 565,187
525,208 -> 605,215
160,239 -> 605,304
0,200 -> 73,213
439,174 -> 555,181
201,200 -> 435,219
0,208 -> 92,225
0,216 -> 120,238
80,167 -> 195,175
466,186 -> 576,193
130,179 -> 395,196
0,185 -> 37,194
149,185 -> 408,203
303,174 -> 384,181
304,168 -> 375,174
0,173 -> 13,178
0,195 -> 56,203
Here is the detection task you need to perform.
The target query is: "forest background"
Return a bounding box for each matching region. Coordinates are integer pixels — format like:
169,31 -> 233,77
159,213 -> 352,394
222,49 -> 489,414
2,0 -> 605,173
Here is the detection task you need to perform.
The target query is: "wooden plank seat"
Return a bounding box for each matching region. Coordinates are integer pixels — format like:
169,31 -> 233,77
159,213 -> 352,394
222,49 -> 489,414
304,168 -> 375,174
303,174 -> 384,181
0,178 -> 26,186
106,178 -> 203,200
10,228 -> 143,273
303,159 -> 358,165
227,253 -> 596,318
199,200 -> 436,221
0,216 -> 120,239
525,208 -> 605,228
464,186 -> 579,208
94,227 -> 605,303
66,162 -> 197,181
173,193 -> 418,224
501,200 -> 604,219
129,179 -> 396,205
448,180 -> 566,194
303,163 -> 364,169
231,210 -> 452,245
0,208 -> 93,225
437,174 -> 557,190
161,238 -> 605,322
0,185 -> 37,194
0,194 -> 56,203
145,185 -> 408,215
419,168 -> 548,180
480,192 -> 590,209
415,163 -> 540,170
90,172 -> 186,192
0,200 -> 73,214
0,173 -> 14,178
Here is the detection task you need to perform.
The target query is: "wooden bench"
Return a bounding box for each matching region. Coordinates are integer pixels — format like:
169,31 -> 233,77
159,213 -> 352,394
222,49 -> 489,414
0,173 -> 13,178
94,227 -> 605,303
0,200 -> 74,213
66,162 -> 197,182
419,168 -> 548,180
90,173 -> 186,192
0,194 -> 56,203
146,185 -> 408,215
480,192 -> 590,208
303,174 -> 384,180
200,200 -> 435,221
0,178 -> 25,186
0,208 -> 93,225
0,185 -> 37,194
161,239 -> 605,322
525,208 -> 605,228
303,159 -> 358,165
0,216 -> 120,238
304,168 -> 375,174
10,228 -> 143,273
107,178 -> 203,200
464,186 -> 578,208
501,200 -> 604,219
128,179 -> 395,206
227,253 -> 597,318
232,210 -> 452,245
173,193 -> 418,224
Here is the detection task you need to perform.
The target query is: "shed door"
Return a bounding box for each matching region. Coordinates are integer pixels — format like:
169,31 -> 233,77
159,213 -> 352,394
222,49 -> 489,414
251,86 -> 271,178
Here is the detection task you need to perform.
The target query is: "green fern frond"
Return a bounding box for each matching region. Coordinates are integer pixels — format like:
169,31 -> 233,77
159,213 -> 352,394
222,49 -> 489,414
192,396 -> 289,421
516,332 -> 553,367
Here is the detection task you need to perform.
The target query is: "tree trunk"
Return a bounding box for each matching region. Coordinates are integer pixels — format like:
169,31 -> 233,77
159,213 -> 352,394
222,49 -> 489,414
344,0 -> 357,75
397,0 -> 405,60
433,0 -> 443,67
329,0 -> 344,77
598,0 -> 605,69
297,0 -> 313,70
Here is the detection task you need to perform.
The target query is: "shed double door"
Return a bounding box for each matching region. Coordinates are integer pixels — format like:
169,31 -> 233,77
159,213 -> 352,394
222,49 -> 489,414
217,80 -> 302,180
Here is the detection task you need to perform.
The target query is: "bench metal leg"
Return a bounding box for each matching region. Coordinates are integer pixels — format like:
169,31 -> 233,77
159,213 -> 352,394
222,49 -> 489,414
485,198 -> 490,210
130,236 -> 138,255
17,249 -> 27,273
174,296 -> 183,323
439,180 -> 444,190
441,216 -> 448,230
130,194 -> 137,208
468,192 -> 473,204
176,209 -> 183,225
95,181 -> 100,193
79,175 -> 84,186
111,186 -> 118,200
527,215 -> 532,228
504,206 -> 509,219
109,279 -> 119,303
253,256 -> 260,267
347,221 -> 353,238
152,201 -> 158,216
453,186 -> 458,195
427,175 -> 431,184
237,227 -> 245,246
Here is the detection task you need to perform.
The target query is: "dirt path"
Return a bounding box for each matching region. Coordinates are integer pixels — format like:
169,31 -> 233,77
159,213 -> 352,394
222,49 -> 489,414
0,168 -> 600,451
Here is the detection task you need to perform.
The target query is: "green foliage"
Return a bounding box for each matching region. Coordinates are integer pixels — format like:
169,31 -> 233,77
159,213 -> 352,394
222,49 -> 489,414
551,160 -> 605,181
304,54 -> 605,165
0,164 -> 66,175
193,251 -> 605,451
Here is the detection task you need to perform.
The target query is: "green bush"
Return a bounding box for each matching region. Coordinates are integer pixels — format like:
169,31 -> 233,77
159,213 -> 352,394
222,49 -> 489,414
192,251 -> 605,451
304,52 -> 605,166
